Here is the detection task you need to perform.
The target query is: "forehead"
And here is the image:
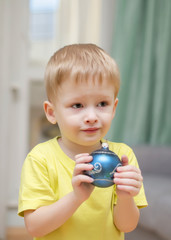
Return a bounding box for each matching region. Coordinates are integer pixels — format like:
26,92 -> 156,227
55,77 -> 115,102
59,75 -> 115,92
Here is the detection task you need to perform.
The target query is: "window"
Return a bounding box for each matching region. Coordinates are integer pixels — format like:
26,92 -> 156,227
29,0 -> 59,40
29,0 -> 60,64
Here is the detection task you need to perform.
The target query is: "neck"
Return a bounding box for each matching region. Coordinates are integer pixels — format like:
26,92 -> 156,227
58,137 -> 102,160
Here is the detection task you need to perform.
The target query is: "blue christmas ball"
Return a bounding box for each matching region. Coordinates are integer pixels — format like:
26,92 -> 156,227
85,143 -> 122,188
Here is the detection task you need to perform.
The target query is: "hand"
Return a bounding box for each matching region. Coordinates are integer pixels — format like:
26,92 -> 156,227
114,155 -> 143,198
72,153 -> 95,203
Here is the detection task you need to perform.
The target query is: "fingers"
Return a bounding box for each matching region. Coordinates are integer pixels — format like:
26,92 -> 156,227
75,153 -> 93,164
116,164 -> 142,177
73,163 -> 93,176
114,166 -> 143,185
72,174 -> 94,187
73,154 -> 93,176
72,153 -> 95,202
114,170 -> 143,182
73,153 -> 94,183
114,157 -> 143,197
114,177 -> 142,190
115,185 -> 141,197
121,155 -> 129,166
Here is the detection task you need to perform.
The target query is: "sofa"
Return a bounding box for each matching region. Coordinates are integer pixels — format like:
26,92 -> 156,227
131,145 -> 171,240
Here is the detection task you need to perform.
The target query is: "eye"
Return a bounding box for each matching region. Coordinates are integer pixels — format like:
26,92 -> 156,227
72,103 -> 83,109
97,101 -> 108,107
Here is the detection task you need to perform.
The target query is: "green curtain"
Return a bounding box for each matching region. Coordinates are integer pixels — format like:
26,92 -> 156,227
107,0 -> 171,146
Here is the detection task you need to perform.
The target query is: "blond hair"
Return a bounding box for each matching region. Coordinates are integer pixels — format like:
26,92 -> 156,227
45,43 -> 120,102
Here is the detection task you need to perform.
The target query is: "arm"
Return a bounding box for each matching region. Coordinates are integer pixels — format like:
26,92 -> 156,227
113,155 -> 143,232
24,192 -> 83,237
24,153 -> 94,238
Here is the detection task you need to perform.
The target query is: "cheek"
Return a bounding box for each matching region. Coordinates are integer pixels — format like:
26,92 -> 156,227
64,111 -> 81,124
58,116 -> 78,131
101,111 -> 114,122
101,113 -> 114,131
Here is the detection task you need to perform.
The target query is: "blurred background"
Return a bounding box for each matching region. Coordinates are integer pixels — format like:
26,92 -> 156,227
0,0 -> 171,239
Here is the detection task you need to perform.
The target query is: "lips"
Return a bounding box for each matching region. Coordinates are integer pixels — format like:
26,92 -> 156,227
82,127 -> 99,133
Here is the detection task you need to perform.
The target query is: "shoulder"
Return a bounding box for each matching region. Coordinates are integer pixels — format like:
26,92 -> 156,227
23,137 -> 58,168
107,140 -> 133,155
29,137 -> 58,157
106,140 -> 138,165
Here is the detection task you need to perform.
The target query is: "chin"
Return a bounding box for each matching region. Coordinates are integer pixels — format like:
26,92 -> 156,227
78,138 -> 101,147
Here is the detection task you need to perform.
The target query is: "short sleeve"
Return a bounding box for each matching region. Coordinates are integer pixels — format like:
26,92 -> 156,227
18,153 -> 57,217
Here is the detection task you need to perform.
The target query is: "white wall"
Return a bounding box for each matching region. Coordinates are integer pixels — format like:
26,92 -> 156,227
0,0 -> 30,238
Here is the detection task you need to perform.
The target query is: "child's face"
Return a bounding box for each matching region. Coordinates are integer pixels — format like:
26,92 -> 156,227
45,78 -> 118,150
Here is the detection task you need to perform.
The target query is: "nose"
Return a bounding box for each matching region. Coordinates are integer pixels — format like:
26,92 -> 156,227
84,108 -> 98,124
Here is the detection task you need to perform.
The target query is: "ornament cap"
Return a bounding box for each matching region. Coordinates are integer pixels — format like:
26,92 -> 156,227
102,142 -> 109,149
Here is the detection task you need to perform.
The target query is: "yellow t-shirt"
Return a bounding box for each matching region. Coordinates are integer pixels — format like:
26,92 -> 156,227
18,137 -> 147,240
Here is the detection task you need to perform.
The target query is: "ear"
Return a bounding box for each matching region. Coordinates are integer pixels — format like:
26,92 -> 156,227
112,98 -> 119,119
43,101 -> 57,124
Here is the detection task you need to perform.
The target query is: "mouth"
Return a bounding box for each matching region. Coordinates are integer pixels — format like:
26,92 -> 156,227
82,127 -> 100,134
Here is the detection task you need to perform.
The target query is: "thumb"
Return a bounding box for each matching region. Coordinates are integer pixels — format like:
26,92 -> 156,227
121,155 -> 129,166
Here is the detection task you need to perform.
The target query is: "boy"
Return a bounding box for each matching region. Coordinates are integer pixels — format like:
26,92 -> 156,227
18,43 -> 147,240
